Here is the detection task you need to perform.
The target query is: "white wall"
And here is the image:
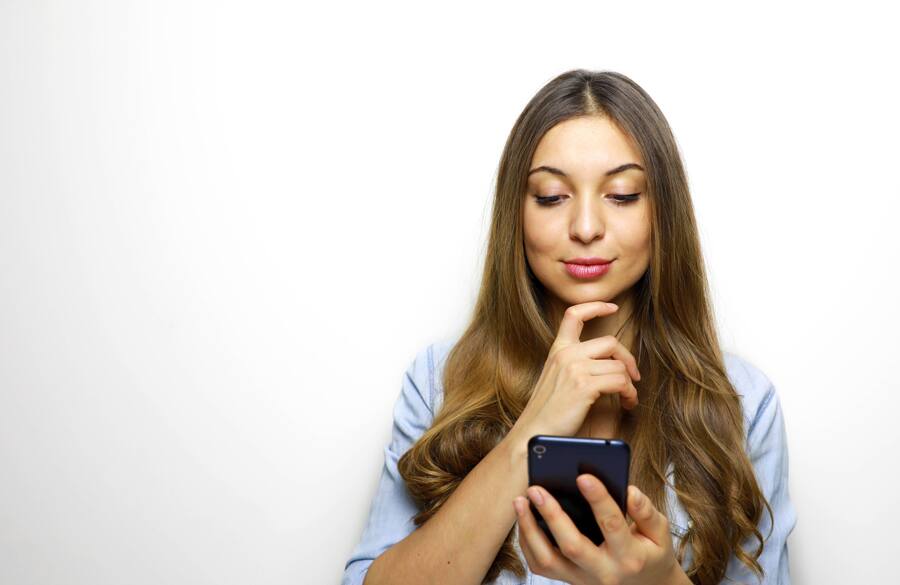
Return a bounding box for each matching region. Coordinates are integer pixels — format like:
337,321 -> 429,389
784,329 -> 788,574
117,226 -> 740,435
1,1 -> 897,584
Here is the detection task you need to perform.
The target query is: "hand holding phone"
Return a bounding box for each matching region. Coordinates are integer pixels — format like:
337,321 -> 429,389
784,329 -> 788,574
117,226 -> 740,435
515,436 -> 682,585
527,434 -> 630,547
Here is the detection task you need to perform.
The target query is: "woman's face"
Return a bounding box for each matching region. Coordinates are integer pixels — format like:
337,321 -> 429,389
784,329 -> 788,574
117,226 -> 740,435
523,115 -> 652,319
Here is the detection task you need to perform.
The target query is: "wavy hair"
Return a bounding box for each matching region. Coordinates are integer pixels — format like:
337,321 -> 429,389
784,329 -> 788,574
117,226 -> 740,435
397,69 -> 773,585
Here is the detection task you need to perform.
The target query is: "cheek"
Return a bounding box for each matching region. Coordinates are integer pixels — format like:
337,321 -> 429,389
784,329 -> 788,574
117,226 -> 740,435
621,229 -> 650,253
617,214 -> 651,252
524,232 -> 557,255
523,215 -> 561,255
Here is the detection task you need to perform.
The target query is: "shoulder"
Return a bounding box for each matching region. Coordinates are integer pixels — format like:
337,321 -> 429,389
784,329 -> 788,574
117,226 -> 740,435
430,336 -> 458,369
428,336 -> 459,412
401,336 -> 458,416
722,350 -> 780,439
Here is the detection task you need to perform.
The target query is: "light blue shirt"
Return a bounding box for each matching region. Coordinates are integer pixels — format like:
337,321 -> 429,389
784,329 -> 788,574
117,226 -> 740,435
342,338 -> 797,585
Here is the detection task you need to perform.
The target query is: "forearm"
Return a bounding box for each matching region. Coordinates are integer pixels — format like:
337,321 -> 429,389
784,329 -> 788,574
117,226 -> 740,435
364,427 -> 532,585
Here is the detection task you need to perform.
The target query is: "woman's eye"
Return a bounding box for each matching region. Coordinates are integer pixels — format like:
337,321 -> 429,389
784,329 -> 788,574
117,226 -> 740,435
534,193 -> 641,206
535,195 -> 563,206
610,193 -> 641,205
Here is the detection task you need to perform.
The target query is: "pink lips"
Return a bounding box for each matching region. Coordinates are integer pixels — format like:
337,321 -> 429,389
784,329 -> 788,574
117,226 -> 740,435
564,261 -> 612,279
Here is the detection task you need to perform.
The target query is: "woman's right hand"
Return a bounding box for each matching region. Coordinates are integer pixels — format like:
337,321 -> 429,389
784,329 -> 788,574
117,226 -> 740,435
512,301 -> 642,440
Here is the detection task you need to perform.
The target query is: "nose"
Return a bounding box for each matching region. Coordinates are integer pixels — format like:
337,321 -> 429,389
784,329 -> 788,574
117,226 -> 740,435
569,195 -> 607,242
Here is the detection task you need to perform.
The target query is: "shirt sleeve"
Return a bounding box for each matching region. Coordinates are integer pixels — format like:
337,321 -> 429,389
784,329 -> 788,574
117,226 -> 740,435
341,343 -> 436,585
723,381 -> 798,585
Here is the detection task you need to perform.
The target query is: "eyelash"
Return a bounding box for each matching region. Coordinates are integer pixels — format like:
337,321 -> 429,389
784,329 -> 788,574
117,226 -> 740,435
534,193 -> 641,207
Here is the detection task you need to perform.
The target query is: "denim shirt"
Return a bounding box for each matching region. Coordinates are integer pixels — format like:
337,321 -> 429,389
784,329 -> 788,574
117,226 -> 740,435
342,338 -> 797,585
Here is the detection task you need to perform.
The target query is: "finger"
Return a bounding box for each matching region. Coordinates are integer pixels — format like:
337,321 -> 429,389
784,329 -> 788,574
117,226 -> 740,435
554,302 -> 620,348
583,361 -> 640,409
516,517 -> 548,578
581,334 -> 641,382
576,474 -> 633,557
514,496 -> 583,581
627,485 -> 671,547
516,521 -> 593,585
517,520 -> 539,568
525,486 -> 598,571
590,372 -> 640,410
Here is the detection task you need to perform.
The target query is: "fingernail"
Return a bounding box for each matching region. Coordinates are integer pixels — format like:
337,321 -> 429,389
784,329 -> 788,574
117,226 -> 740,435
528,487 -> 544,505
607,303 -> 618,309
577,476 -> 593,491
513,498 -> 525,516
632,488 -> 643,505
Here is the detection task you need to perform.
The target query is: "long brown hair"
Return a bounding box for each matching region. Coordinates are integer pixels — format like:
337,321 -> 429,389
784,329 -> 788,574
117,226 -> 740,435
397,69 -> 772,585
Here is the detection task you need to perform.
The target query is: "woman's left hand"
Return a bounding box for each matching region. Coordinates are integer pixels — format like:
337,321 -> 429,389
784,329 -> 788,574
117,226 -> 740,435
513,474 -> 688,585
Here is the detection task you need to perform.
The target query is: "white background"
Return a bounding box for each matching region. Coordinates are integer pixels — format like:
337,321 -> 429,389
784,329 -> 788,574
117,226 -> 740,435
1,1 -> 897,584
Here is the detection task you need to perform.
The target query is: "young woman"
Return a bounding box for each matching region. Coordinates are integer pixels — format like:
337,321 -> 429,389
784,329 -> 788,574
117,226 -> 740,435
342,69 -> 796,585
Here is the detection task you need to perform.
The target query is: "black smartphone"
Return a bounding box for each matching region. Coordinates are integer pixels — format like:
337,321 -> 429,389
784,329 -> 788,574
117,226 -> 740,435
527,435 -> 631,548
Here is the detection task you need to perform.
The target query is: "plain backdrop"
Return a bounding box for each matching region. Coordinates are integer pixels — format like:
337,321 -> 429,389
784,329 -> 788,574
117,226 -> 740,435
1,1 -> 898,584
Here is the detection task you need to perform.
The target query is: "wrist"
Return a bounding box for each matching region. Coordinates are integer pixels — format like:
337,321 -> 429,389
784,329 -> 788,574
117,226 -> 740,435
502,425 -> 531,468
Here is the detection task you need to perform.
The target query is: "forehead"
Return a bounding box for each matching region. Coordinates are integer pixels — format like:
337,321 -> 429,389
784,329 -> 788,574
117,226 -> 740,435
530,116 -> 642,178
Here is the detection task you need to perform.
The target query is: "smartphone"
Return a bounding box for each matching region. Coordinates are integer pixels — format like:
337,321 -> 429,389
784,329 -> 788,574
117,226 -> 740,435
527,435 -> 631,548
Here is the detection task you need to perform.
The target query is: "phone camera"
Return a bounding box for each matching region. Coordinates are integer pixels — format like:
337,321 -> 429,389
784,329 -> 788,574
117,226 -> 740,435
532,445 -> 546,457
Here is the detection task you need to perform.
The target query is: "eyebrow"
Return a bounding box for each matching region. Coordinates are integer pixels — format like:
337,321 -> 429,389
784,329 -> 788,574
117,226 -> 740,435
527,162 -> 645,179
